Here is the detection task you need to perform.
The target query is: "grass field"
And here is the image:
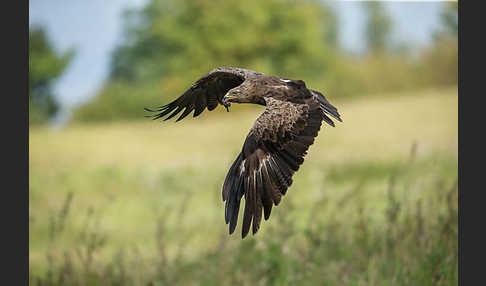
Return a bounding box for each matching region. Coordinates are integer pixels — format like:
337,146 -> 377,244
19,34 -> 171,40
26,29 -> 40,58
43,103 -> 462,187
29,87 -> 457,285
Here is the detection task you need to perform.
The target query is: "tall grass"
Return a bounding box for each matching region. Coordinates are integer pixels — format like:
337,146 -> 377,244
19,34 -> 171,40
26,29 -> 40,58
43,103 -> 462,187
29,89 -> 457,285
29,145 -> 457,285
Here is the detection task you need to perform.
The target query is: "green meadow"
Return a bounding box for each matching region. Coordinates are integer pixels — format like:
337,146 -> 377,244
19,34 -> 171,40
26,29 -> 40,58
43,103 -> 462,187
29,87 -> 457,285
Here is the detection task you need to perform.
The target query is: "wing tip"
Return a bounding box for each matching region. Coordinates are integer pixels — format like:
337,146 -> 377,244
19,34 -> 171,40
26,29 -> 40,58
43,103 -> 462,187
241,229 -> 249,239
144,107 -> 155,112
333,112 -> 343,122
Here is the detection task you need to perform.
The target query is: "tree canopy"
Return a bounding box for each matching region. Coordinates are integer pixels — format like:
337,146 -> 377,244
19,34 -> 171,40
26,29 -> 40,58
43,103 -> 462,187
110,0 -> 338,83
363,2 -> 393,54
29,26 -> 74,124
73,0 -> 458,123
74,0 -> 340,122
434,2 -> 458,41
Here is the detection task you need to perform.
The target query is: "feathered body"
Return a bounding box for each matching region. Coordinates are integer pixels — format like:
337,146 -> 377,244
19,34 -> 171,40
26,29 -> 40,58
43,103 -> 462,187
146,67 -> 342,238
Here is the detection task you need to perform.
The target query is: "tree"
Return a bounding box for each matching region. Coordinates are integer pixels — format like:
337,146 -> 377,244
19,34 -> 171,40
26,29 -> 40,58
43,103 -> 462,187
110,0 -> 338,82
433,2 -> 458,41
321,2 -> 339,50
75,0 -> 340,122
29,26 -> 74,124
425,2 -> 457,86
441,2 -> 458,36
362,2 -> 393,54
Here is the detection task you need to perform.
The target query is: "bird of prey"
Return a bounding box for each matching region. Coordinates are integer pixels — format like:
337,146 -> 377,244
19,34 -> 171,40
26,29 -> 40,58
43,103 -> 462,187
145,67 -> 342,238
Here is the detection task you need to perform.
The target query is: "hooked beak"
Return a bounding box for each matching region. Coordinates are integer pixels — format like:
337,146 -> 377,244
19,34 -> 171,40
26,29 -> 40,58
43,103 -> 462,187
222,93 -> 237,112
223,93 -> 238,101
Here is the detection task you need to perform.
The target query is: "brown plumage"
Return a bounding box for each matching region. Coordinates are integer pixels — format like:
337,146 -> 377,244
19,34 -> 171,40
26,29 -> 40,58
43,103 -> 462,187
145,67 -> 342,238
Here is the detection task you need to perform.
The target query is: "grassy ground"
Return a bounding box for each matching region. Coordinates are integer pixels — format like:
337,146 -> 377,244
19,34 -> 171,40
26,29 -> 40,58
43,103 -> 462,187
29,87 -> 457,285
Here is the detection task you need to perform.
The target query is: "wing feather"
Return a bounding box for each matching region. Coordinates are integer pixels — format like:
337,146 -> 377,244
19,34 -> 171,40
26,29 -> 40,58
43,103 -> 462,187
222,95 -> 341,238
145,67 -> 250,121
310,89 -> 342,123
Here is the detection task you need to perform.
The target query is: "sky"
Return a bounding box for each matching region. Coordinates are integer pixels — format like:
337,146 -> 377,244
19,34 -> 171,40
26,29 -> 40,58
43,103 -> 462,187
29,0 -> 446,112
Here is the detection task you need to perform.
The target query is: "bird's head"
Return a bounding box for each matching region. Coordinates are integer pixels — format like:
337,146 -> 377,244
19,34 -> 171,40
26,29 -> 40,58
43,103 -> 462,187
223,85 -> 265,108
223,88 -> 244,105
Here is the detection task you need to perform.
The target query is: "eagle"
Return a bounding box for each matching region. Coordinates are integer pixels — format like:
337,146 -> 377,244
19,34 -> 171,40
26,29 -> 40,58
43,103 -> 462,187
145,67 -> 342,238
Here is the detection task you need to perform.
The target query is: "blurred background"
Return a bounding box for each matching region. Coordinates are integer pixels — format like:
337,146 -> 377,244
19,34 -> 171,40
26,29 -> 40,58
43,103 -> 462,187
29,0 -> 457,285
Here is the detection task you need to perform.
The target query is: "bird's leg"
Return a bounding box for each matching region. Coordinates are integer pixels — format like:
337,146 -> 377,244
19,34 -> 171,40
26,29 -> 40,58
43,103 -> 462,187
222,97 -> 231,112
223,102 -> 231,112
223,92 -> 239,112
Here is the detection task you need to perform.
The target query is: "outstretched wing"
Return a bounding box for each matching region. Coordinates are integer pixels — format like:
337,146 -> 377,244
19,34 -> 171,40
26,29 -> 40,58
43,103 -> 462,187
222,96 -> 340,238
145,67 -> 250,122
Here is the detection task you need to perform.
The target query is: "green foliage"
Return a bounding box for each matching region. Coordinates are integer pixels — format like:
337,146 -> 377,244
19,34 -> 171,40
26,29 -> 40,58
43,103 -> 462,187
362,2 -> 393,54
417,38 -> 457,87
436,2 -> 458,39
30,90 -> 458,284
72,0 -> 458,123
29,152 -> 458,286
423,2 -> 458,88
110,0 -> 337,82
320,48 -> 458,100
29,26 -> 75,125
73,81 -> 162,122
74,0 -> 340,122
